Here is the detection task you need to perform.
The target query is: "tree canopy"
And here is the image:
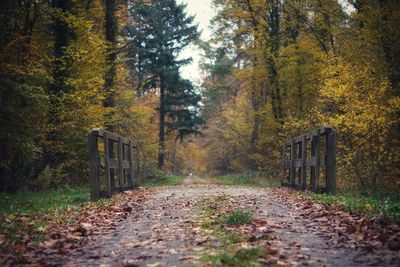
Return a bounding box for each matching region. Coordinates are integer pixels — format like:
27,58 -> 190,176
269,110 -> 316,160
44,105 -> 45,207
0,0 -> 399,192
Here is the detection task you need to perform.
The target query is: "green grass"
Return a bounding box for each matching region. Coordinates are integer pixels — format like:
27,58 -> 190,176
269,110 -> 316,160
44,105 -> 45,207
208,173 -> 280,187
224,210 -> 252,225
141,174 -> 183,187
206,247 -> 261,267
306,189 -> 400,221
198,197 -> 263,266
0,187 -> 90,217
0,187 -> 92,246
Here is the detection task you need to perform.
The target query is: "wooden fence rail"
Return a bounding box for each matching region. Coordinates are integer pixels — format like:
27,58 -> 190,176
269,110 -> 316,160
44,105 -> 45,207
282,127 -> 337,194
88,128 -> 138,200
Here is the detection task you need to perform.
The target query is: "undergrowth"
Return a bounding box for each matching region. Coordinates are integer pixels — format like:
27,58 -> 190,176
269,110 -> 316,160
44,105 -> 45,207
0,186 -> 115,246
305,188 -> 400,222
0,187 -> 90,217
141,170 -> 183,187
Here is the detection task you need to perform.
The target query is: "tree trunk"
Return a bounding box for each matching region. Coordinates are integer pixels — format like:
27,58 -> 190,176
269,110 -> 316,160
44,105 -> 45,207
47,0 -> 73,167
171,136 -> 178,174
158,77 -> 166,169
104,0 -> 117,131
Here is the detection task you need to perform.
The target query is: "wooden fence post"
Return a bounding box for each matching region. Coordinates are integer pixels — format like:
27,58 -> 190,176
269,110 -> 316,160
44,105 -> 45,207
290,139 -> 296,187
300,135 -> 307,189
88,132 -> 99,201
117,137 -> 124,192
315,128 -> 321,192
136,145 -> 142,186
281,127 -> 336,193
326,130 -> 336,194
103,133 -> 112,197
282,146 -> 286,185
128,141 -> 134,188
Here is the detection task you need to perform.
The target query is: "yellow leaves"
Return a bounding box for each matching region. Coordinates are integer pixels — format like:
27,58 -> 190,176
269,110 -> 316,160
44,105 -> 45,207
364,203 -> 373,213
320,56 -> 396,132
222,89 -> 253,146
317,54 -> 400,186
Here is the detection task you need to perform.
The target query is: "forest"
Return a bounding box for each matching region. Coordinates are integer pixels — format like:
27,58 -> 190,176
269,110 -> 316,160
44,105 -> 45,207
0,0 -> 399,193
1,0 -> 400,265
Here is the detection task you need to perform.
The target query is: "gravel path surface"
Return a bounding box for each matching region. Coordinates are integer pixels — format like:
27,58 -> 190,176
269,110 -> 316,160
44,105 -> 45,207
65,177 -> 398,266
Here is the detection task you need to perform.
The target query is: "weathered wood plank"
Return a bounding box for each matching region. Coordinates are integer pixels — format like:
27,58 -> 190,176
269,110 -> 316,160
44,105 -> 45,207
108,159 -> 118,169
121,161 -> 130,169
88,133 -> 99,201
89,128 -> 138,199
282,127 -> 336,194
282,146 -> 285,184
91,128 -> 132,145
301,135 -> 307,189
118,137 -> 124,191
294,159 -> 302,168
314,128 -> 321,191
136,144 -> 141,185
103,133 -> 112,197
326,131 -> 337,194
283,160 -> 291,169
128,141 -> 134,188
306,157 -> 316,167
290,139 -> 296,187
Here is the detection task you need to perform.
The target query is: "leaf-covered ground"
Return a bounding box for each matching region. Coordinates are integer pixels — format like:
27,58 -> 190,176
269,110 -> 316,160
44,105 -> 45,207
1,176 -> 399,266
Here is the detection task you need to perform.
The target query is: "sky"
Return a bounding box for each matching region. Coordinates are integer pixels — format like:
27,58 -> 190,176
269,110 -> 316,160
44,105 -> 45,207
177,0 -> 216,85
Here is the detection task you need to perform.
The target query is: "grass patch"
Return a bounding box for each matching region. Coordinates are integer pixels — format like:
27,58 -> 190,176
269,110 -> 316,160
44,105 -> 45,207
208,172 -> 280,188
224,210 -> 252,225
197,197 -> 264,266
305,189 -> 400,221
0,187 -> 90,217
142,174 -> 183,187
207,247 -> 261,267
0,186 -> 116,247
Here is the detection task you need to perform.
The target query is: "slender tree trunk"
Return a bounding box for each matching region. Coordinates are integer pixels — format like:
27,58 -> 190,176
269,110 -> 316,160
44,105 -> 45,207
22,0 -> 38,45
104,0 -> 117,131
52,0 -> 72,95
268,1 -> 283,123
47,0 -> 73,167
158,77 -> 166,169
250,57 -> 260,170
171,136 -> 178,174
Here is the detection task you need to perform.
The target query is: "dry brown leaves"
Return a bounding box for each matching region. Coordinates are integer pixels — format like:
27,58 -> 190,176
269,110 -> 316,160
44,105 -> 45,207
0,188 -> 156,266
275,188 -> 400,265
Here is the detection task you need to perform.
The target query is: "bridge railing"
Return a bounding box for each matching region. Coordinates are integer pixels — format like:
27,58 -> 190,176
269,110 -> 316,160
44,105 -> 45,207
88,128 -> 139,200
282,127 -> 336,194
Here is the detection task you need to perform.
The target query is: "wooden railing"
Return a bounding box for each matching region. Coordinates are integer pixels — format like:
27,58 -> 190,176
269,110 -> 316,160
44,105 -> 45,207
282,127 -> 337,194
88,128 -> 138,200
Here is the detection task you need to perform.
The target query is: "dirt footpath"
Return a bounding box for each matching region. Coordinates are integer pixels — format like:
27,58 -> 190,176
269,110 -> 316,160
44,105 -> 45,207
65,180 -> 399,266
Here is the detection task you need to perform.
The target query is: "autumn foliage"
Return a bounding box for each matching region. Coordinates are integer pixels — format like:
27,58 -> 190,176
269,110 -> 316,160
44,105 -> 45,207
188,0 -> 400,191
0,0 -> 399,193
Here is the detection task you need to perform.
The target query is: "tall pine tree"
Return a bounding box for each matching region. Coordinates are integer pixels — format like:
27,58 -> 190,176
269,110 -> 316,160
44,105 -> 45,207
126,0 -> 201,169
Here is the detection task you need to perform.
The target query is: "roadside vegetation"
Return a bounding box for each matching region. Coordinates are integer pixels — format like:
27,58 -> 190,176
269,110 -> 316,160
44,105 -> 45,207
305,189 -> 400,222
0,170 -> 184,248
141,171 -> 183,188
0,187 -> 118,249
208,172 -> 399,222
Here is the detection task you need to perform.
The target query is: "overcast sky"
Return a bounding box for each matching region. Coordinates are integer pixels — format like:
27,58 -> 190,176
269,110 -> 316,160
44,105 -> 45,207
177,0 -> 215,85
